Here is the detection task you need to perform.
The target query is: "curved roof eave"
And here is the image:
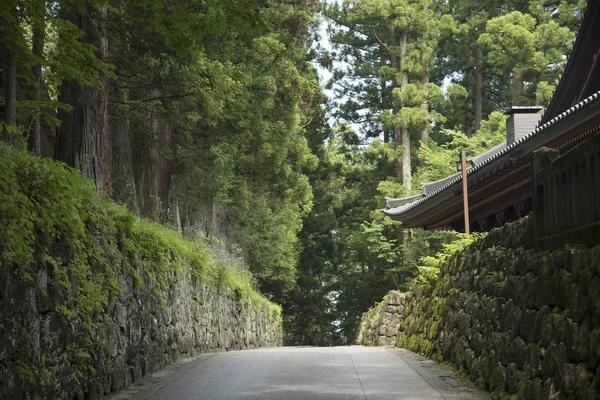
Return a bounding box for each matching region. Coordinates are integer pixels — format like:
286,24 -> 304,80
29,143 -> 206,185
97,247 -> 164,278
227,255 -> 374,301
385,90 -> 600,221
541,0 -> 600,124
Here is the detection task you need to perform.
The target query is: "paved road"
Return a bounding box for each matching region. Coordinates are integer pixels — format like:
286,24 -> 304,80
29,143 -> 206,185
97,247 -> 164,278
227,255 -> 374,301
110,347 -> 489,400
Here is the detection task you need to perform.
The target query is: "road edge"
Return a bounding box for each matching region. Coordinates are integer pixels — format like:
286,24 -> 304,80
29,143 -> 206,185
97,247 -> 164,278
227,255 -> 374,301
105,353 -> 217,400
387,347 -> 491,400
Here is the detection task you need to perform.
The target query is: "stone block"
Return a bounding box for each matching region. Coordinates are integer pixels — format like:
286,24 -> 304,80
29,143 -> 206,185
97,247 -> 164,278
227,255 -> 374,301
385,326 -> 397,338
589,329 -> 600,370
500,299 -> 521,337
507,336 -> 526,369
533,276 -> 555,309
387,291 -> 405,306
505,362 -> 520,394
559,363 -> 594,399
565,317 -> 591,364
488,362 -> 506,393
541,341 -> 567,380
377,336 -> 393,346
458,346 -> 473,371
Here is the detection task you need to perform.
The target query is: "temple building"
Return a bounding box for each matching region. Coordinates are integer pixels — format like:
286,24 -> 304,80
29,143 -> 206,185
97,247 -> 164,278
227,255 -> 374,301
384,0 -> 600,233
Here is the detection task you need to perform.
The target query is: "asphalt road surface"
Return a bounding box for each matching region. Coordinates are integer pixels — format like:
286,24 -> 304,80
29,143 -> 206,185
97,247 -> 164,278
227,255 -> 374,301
110,346 -> 489,400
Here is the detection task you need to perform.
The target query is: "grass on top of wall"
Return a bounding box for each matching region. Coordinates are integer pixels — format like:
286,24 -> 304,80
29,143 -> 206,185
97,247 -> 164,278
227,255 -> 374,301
0,142 -> 280,333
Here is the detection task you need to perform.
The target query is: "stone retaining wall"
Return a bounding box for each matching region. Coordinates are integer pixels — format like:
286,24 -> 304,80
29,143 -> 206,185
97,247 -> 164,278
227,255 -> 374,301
355,291 -> 405,346
394,216 -> 600,399
0,145 -> 282,400
1,259 -> 281,399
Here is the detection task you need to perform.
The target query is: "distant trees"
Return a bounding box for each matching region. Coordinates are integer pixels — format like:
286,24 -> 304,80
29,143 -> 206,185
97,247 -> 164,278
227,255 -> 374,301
0,0 -> 321,303
0,0 -> 587,345
284,0 -> 584,344
324,0 -> 582,191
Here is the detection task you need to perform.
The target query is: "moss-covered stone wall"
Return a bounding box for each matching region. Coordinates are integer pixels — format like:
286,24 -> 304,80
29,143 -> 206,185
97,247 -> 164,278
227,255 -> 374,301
393,216 -> 599,398
355,291 -> 405,346
0,144 -> 282,399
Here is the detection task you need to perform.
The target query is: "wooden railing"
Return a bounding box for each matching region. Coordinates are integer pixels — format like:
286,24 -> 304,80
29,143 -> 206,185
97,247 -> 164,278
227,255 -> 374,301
533,133 -> 600,240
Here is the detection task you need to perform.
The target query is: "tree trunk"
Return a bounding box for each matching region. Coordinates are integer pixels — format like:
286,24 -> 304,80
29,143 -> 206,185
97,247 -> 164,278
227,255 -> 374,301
420,0 -> 430,144
2,1 -> 17,143
132,90 -> 174,222
56,81 -> 99,180
55,5 -> 110,194
173,192 -> 182,233
464,101 -> 472,137
464,41 -> 474,137
474,46 -> 483,133
402,230 -> 412,262
158,116 -> 174,219
95,6 -> 110,193
512,70 -> 524,106
109,84 -> 138,212
399,31 -> 411,193
4,50 -> 16,127
420,70 -> 429,142
391,39 -> 401,179
380,44 -> 390,143
30,3 -> 45,156
3,43 -> 17,144
133,98 -> 161,221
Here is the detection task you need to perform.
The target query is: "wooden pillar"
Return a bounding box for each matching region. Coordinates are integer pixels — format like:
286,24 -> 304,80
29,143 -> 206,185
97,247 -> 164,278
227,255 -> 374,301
461,151 -> 470,235
532,147 -> 559,240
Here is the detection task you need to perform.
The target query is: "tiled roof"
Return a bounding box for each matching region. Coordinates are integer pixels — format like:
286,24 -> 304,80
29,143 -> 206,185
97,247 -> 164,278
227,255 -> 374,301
541,0 -> 598,124
385,90 -> 600,217
386,142 -> 508,210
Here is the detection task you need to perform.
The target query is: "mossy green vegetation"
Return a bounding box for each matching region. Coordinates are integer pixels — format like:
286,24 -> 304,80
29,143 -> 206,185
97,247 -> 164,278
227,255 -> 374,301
390,216 -> 600,399
0,142 -> 279,313
396,233 -> 483,355
416,233 -> 485,283
0,143 -> 280,397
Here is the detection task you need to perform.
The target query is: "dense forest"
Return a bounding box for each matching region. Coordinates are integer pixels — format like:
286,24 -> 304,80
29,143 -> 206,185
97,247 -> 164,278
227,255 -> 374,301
0,0 -> 586,345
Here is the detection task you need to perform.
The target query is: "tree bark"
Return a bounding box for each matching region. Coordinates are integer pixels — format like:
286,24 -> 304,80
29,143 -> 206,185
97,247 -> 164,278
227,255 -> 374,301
4,50 -> 16,127
55,5 -> 110,194
158,116 -> 174,219
56,81 -> 99,180
464,100 -> 472,137
132,97 -> 160,221
132,89 -> 174,222
2,1 -> 17,143
391,38 -> 401,178
95,6 -> 110,193
399,31 -> 411,193
512,70 -> 524,106
109,84 -> 138,212
380,44 -> 390,144
464,41 -> 474,137
420,0 -> 430,144
30,2 -> 45,156
474,46 -> 483,133
173,192 -> 182,233
420,70 -> 429,142
3,39 -> 17,145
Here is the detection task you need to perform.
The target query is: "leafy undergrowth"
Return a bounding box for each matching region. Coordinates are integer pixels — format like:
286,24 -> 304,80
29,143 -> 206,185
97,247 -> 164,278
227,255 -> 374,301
0,142 -> 280,329
397,232 -> 485,359
416,232 -> 485,283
